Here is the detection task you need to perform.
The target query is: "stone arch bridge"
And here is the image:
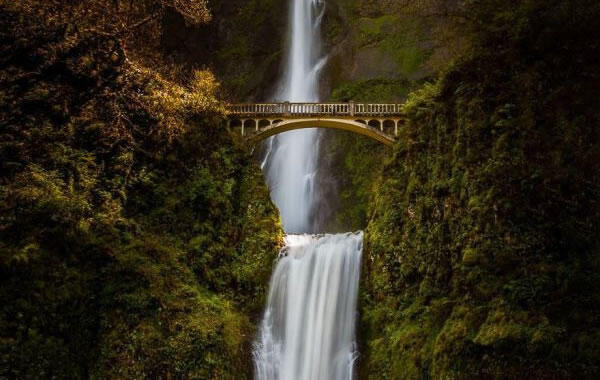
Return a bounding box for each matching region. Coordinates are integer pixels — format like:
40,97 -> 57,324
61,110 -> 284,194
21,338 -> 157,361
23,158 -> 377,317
225,102 -> 406,146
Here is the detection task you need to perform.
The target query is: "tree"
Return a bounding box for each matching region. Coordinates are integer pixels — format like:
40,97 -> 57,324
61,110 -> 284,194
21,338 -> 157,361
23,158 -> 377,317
3,0 -> 210,63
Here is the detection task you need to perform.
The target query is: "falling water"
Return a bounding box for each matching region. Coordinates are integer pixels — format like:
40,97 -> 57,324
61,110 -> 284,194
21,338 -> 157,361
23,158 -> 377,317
261,0 -> 326,233
254,234 -> 362,380
254,0 -> 362,379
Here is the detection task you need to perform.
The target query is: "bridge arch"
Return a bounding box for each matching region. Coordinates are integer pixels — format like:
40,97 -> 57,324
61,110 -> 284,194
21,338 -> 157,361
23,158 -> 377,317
245,118 -> 396,146
243,119 -> 257,130
225,102 -> 406,147
368,119 -> 381,129
258,119 -> 271,128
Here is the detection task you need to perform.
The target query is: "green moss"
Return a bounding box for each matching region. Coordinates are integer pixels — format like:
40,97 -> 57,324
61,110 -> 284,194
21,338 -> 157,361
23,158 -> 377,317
462,248 -> 479,266
357,14 -> 431,77
358,15 -> 398,46
360,1 -> 600,378
332,78 -> 411,103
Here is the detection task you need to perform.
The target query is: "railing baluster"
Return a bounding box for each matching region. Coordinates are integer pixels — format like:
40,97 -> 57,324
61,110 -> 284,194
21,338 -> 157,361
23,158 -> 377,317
225,103 -> 403,117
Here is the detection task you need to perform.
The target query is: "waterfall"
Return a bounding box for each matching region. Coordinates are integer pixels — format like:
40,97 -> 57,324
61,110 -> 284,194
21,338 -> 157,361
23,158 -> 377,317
261,0 -> 324,233
253,234 -> 362,380
254,0 -> 362,379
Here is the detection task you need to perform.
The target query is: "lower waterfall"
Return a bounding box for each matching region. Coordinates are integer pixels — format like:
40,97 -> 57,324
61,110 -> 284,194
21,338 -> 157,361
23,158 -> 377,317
253,233 -> 362,380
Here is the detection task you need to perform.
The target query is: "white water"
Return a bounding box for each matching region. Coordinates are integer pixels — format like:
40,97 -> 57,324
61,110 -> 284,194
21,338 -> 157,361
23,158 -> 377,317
254,234 -> 362,380
261,0 -> 326,233
254,1 -> 362,379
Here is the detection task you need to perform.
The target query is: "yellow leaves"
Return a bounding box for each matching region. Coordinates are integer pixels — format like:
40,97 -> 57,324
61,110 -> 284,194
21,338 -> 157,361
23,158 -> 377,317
190,70 -> 220,108
170,0 -> 212,24
11,165 -> 67,206
152,69 -> 220,116
143,68 -> 222,141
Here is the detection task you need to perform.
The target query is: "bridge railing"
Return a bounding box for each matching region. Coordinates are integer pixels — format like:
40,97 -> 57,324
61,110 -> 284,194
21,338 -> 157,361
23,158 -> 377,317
226,103 -> 403,117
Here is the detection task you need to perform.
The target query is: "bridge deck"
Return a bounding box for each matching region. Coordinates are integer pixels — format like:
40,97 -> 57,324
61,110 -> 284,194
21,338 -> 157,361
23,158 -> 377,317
226,102 -> 404,117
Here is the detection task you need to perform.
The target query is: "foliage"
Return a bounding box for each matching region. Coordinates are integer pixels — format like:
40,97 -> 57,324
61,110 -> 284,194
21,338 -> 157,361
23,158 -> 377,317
332,78 -> 411,103
360,0 -> 600,378
160,0 -> 288,100
5,0 -> 211,32
0,3 -> 281,378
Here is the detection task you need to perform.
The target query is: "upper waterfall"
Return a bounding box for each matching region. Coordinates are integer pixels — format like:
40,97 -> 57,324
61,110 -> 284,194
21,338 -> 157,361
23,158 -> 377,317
261,0 -> 326,233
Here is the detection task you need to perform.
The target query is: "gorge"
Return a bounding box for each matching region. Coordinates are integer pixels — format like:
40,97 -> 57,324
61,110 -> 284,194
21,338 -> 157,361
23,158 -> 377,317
1,0 -> 599,379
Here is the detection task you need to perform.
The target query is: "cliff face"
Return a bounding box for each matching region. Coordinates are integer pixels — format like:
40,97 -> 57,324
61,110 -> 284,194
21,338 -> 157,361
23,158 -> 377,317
322,0 -> 434,100
314,0 -> 436,233
359,1 -> 600,378
0,3 -> 281,378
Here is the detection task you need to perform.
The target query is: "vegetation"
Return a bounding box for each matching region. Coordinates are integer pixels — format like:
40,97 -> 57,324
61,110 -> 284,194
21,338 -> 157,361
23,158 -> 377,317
161,0 -> 288,100
0,1 -> 281,378
320,0 -> 437,232
2,0 -> 599,378
360,0 -> 600,378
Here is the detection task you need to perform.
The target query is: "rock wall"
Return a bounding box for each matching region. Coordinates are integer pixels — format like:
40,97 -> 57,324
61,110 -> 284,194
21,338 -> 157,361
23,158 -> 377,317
359,1 -> 600,378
